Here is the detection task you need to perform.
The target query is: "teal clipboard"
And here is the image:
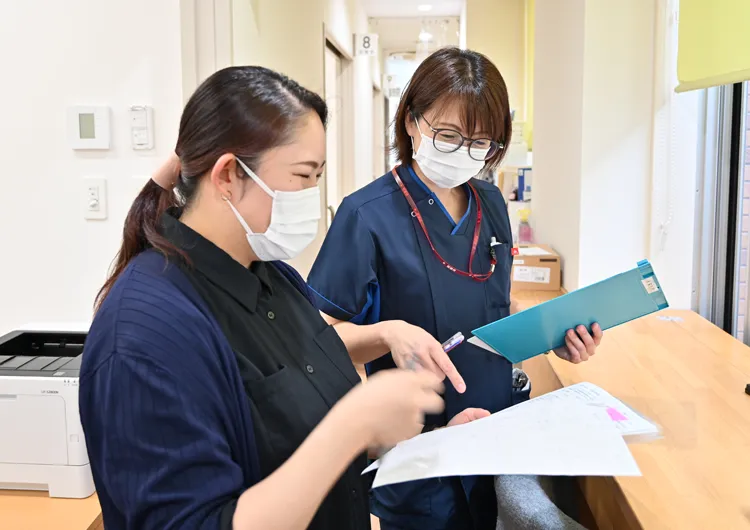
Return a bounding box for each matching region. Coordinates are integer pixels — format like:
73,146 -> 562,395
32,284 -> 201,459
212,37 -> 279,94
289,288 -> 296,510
470,260 -> 669,364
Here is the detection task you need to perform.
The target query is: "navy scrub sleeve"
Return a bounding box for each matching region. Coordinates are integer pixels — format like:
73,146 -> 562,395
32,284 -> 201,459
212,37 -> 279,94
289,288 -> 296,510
308,197 -> 381,326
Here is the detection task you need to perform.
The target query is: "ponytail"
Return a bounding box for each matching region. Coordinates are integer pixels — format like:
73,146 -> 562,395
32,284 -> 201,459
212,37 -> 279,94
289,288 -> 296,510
94,179 -> 179,311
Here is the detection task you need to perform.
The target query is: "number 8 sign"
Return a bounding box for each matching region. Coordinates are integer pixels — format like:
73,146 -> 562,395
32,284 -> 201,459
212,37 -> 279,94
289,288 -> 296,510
355,33 -> 378,57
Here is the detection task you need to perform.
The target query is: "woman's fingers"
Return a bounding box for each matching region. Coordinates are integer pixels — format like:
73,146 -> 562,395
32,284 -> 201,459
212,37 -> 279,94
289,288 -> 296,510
564,334 -> 583,363
577,325 -> 597,356
152,152 -> 181,189
592,323 -> 604,346
427,343 -> 466,393
447,407 -> 491,427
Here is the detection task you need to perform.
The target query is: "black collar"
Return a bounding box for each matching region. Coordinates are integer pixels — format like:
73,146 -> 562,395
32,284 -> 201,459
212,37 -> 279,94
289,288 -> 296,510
160,210 -> 272,313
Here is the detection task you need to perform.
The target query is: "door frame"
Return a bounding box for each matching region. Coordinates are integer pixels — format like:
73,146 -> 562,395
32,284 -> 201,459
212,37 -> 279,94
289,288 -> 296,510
323,27 -> 355,214
179,0 -> 233,102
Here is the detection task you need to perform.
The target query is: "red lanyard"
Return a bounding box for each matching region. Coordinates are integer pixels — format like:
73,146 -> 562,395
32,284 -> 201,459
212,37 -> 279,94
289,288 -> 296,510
392,167 -> 496,282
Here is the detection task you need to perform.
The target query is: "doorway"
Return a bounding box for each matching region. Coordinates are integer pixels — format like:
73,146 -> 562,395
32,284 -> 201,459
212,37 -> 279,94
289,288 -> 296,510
324,43 -> 344,228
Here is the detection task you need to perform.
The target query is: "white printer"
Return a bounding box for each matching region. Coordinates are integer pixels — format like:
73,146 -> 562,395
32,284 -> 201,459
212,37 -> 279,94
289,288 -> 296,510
0,327 -> 95,499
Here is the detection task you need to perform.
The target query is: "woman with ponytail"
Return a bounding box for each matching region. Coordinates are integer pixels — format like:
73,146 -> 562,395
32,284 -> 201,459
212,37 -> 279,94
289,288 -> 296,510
79,66 -> 446,530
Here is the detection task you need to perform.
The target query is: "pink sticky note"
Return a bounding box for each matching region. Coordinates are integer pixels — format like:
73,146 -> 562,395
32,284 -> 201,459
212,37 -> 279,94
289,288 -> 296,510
607,407 -> 628,421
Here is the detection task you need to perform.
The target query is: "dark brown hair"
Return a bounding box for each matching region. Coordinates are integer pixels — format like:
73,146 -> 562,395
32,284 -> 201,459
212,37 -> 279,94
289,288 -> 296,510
393,47 -> 512,170
95,66 -> 327,310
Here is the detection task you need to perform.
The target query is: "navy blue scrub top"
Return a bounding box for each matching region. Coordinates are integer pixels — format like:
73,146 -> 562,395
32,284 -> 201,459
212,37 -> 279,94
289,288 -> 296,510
308,165 -> 515,529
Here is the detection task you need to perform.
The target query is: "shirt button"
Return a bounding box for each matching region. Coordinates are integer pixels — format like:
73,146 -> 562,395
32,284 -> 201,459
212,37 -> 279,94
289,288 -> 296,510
267,311 -> 276,320
351,488 -> 357,496
306,364 -> 314,374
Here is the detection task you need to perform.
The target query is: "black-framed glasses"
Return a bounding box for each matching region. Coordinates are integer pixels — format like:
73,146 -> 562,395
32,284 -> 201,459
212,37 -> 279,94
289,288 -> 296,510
418,114 -> 504,161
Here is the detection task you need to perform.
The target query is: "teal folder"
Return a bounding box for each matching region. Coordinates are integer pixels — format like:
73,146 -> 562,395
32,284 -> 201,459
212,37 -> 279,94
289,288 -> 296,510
470,260 -> 669,364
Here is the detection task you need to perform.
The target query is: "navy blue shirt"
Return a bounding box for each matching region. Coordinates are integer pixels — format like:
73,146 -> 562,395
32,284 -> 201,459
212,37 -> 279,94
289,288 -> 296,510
308,165 -> 515,530
79,215 -> 369,530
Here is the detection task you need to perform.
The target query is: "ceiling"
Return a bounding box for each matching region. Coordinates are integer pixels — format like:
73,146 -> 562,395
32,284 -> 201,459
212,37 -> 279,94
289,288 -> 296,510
371,17 -> 460,53
361,0 -> 463,18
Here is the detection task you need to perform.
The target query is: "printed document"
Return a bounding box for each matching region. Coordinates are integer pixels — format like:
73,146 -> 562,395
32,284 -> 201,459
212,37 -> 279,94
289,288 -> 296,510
364,389 -> 642,488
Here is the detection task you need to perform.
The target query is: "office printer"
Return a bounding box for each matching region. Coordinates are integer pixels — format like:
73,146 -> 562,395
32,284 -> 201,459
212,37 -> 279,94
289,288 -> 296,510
0,328 -> 94,499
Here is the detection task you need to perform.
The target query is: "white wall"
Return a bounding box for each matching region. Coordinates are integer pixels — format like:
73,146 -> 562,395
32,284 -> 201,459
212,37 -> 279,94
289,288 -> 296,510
577,0 -> 654,286
531,0 -> 586,288
533,0 -> 699,306
465,0 -> 525,116
459,0 -> 468,50
350,9 -> 377,191
0,1 -> 183,331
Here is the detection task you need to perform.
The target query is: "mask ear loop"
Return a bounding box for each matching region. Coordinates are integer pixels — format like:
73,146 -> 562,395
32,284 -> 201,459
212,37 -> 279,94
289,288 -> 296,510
410,113 -> 424,155
235,157 -> 276,198
223,195 -> 256,235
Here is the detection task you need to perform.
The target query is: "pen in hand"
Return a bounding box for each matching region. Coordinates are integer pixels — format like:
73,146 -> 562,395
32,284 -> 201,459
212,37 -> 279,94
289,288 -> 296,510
377,332 -> 466,459
403,332 -> 465,372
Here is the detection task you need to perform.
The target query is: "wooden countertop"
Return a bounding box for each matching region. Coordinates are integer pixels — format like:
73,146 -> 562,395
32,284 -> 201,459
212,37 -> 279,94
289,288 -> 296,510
0,491 -> 102,530
523,308 -> 750,529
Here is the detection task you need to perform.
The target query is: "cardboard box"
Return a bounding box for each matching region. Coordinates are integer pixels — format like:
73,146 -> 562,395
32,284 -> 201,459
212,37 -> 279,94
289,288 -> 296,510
511,244 -> 561,292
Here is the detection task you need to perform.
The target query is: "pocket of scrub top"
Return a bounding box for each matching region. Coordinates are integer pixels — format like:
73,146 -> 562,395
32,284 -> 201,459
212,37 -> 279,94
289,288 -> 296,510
486,243 -> 512,315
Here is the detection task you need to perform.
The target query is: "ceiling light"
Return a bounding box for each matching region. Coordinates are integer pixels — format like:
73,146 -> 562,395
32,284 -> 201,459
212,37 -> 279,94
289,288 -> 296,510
418,4 -> 433,12
419,29 -> 433,42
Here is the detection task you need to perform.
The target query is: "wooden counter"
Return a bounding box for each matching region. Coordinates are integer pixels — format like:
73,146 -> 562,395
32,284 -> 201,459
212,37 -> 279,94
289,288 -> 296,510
523,309 -> 750,529
0,491 -> 101,530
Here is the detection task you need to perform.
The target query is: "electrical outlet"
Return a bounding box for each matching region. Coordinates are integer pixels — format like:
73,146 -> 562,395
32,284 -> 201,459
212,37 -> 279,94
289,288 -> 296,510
83,177 -> 107,220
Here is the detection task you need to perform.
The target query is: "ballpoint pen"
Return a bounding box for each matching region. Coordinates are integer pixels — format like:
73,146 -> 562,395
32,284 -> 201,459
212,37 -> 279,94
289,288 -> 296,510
404,332 -> 465,371
441,332 -> 465,354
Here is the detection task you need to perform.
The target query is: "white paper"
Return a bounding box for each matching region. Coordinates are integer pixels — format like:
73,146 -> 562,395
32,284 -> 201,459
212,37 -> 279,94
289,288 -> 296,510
508,382 -> 660,438
517,246 -> 551,256
467,336 -> 500,355
365,399 -> 641,489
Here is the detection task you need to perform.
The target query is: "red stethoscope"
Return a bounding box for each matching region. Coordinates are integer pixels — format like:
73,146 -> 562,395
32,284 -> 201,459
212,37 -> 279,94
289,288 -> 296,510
392,166 -> 517,282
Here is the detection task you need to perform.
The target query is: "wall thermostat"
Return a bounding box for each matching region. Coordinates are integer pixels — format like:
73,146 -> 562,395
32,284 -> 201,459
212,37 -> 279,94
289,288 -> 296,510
67,106 -> 111,150
129,105 -> 154,150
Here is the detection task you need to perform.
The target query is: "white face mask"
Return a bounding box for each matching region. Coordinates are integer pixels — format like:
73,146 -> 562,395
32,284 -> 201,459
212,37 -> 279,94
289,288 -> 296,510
413,119 -> 489,189
224,158 -> 321,261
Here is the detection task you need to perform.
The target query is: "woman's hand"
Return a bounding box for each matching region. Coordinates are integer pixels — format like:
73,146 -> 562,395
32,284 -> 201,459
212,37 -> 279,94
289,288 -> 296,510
447,407 -> 491,427
151,152 -> 181,189
380,320 -> 467,393
342,369 -> 445,449
553,323 -> 603,363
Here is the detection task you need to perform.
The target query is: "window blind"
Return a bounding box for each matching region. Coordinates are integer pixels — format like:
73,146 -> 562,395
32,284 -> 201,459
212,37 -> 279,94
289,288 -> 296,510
677,0 -> 750,92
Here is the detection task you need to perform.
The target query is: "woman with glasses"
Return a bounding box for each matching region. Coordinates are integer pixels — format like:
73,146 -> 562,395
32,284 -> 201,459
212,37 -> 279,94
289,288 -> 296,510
308,47 -> 603,529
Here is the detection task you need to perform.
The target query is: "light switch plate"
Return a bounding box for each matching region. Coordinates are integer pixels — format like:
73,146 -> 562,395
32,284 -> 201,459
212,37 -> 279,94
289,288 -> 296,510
83,177 -> 107,220
130,105 -> 154,150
